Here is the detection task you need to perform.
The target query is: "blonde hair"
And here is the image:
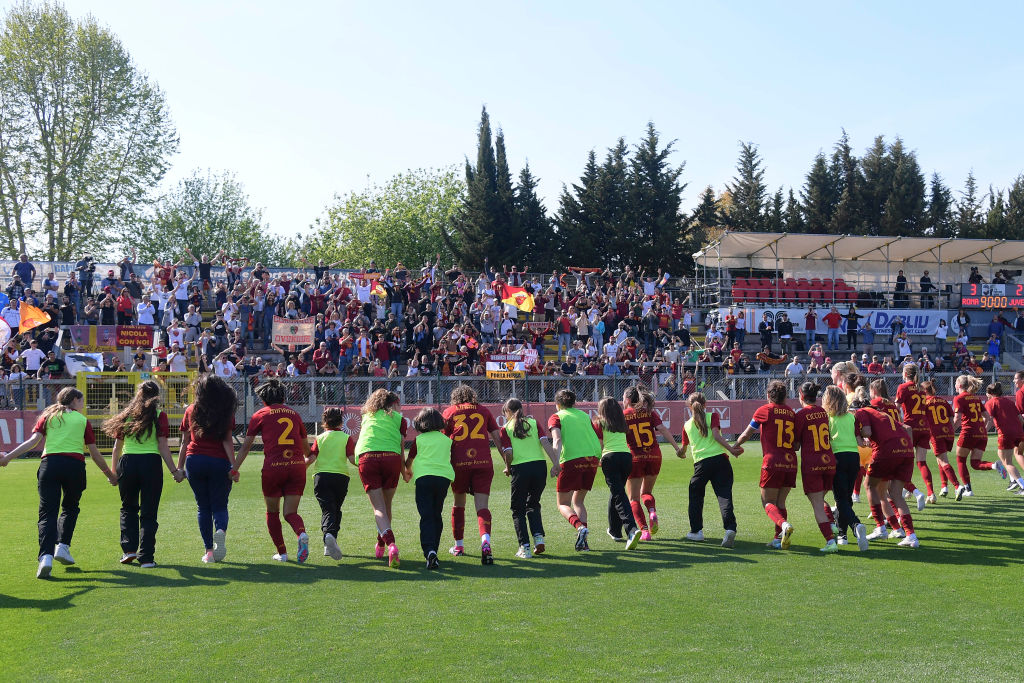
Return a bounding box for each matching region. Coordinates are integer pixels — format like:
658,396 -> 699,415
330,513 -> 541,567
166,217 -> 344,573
956,375 -> 983,394
822,386 -> 848,417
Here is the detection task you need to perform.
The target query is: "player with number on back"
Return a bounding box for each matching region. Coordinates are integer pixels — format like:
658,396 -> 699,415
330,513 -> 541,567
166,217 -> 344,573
734,381 -> 798,550
442,385 -> 507,565
983,382 -> 1024,494
895,364 -> 936,506
620,386 -> 681,541
952,375 -> 1006,499
921,380 -> 961,497
792,382 -> 839,553
234,379 -> 311,563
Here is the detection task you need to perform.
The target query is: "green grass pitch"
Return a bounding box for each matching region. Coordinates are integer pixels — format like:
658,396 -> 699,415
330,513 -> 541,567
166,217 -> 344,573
1,444 -> 1022,681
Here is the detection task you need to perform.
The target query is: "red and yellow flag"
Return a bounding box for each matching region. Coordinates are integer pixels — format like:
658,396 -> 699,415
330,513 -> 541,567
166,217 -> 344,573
18,302 -> 51,333
501,286 -> 535,312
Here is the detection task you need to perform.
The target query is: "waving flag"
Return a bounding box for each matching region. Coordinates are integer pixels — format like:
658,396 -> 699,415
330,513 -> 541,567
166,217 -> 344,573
18,302 -> 50,333
371,282 -> 387,298
501,286 -> 535,312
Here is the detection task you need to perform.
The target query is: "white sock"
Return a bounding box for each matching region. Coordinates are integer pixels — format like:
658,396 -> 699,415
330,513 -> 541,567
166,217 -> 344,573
481,533 -> 490,544
1015,477 -> 1024,487
455,539 -> 464,548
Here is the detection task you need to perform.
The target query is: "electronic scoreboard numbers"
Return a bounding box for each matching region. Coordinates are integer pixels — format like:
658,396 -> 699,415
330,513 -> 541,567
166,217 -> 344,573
960,283 -> 1024,309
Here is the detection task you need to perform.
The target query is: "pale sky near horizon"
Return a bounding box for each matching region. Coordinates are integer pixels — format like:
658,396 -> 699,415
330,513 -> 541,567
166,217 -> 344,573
28,1 -> 1024,239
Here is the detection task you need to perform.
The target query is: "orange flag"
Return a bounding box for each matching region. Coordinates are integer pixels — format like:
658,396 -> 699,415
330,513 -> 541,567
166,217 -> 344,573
18,302 -> 51,333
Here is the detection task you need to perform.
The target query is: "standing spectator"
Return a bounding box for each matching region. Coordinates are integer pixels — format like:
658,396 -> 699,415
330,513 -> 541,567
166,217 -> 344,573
859,319 -> 875,359
804,307 -> 818,348
897,332 -> 912,359
758,313 -> 774,353
894,269 -> 908,307
13,253 -> 35,291
75,254 -> 96,299
889,315 -> 904,348
823,306 -> 843,351
21,339 -> 46,374
556,310 -> 572,361
843,306 -> 862,351
776,313 -> 794,357
933,318 -> 948,353
919,270 -> 934,309
951,308 -> 970,340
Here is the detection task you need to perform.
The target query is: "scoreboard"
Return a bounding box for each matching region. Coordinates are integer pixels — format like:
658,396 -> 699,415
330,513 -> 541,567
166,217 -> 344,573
960,283 -> 1024,309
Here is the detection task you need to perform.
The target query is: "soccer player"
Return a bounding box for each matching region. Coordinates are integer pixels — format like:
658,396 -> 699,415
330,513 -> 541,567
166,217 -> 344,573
235,379 -> 311,563
734,381 -> 798,550
104,380 -> 184,568
442,385 -> 507,565
1011,371 -> 1024,492
792,382 -> 839,553
305,407 -> 356,560
953,375 -> 1006,499
0,388 -> 118,578
855,383 -> 920,547
499,399 -> 560,559
176,375 -> 238,564
354,389 -> 406,568
680,392 -> 741,547
822,386 -> 868,551
895,364 -> 935,505
871,381 -> 926,512
622,386 -> 681,540
592,397 -> 643,550
983,382 -> 1024,493
548,389 -> 601,551
921,380 -> 961,497
403,408 -> 455,570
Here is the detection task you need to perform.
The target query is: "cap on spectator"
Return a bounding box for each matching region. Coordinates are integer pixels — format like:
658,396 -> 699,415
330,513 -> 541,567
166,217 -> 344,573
108,269 -> 114,275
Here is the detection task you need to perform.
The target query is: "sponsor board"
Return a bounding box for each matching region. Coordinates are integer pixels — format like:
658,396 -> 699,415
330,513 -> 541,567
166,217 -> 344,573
719,306 -> 949,336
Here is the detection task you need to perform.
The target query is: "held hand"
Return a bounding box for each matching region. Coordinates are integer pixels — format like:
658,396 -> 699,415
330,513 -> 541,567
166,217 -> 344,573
503,466 -> 510,477
229,469 -> 240,483
173,469 -> 186,483
401,467 -> 412,483
107,472 -> 119,486
0,453 -> 8,467
730,445 -> 744,457
550,464 -> 561,478
675,447 -> 687,460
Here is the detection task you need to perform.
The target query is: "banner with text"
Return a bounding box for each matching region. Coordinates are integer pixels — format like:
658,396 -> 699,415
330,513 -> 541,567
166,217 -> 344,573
719,307 -> 949,336
272,316 -> 315,347
485,353 -> 526,379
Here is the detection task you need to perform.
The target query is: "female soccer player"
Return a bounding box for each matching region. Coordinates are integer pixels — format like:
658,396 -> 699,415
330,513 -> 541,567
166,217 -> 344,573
548,389 -> 602,551
680,392 -> 741,547
499,399 -> 560,559
622,386 -> 681,540
354,388 -> 406,568
871,380 -> 926,512
822,386 -> 868,551
442,385 -> 507,565
735,381 -> 798,550
105,380 -> 183,568
177,374 -> 238,563
0,387 -> 118,578
983,382 -> 1024,493
593,397 -> 643,550
306,407 -> 355,560
953,375 -> 1007,499
235,379 -> 311,563
792,382 -> 839,553
856,382 -> 919,547
895,364 -> 934,506
921,380 -> 961,497
403,408 -> 455,570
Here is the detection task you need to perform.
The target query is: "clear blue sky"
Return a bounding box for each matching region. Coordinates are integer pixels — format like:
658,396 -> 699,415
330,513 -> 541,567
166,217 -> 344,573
45,1 -> 1024,238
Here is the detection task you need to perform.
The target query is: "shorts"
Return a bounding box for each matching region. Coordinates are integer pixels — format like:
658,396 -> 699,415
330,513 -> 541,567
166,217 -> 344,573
261,466 -> 306,498
912,429 -> 931,450
628,453 -> 662,479
357,451 -> 402,491
957,433 -> 988,451
452,464 -> 494,495
867,457 -> 914,482
997,434 -> 1024,451
801,468 -> 836,495
759,467 -> 797,489
930,437 -> 954,455
556,456 -> 599,492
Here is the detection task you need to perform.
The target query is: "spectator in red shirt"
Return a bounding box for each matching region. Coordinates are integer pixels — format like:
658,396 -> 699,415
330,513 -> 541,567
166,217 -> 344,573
866,356 -> 883,374
804,306 -> 818,348
823,306 -> 843,351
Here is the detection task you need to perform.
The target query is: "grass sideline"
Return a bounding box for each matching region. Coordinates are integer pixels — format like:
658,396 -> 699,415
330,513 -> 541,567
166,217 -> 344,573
1,444 -> 1022,682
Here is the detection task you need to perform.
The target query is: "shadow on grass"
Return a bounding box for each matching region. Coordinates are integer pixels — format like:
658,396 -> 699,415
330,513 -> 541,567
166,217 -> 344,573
0,587 -> 96,611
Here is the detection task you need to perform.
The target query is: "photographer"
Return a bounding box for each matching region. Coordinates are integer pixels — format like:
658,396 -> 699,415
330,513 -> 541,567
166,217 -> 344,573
76,254 -> 96,298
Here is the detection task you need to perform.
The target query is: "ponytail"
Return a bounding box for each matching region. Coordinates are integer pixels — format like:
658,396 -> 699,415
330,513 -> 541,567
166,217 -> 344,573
503,398 -> 531,439
688,392 -> 709,438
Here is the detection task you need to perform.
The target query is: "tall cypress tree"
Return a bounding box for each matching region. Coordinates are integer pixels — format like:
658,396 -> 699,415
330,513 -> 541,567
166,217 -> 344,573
691,185 -> 721,231
829,130 -> 864,234
925,172 -> 954,237
765,188 -> 785,233
880,139 -> 926,236
492,129 -> 518,260
445,106 -> 503,266
955,172 -> 985,239
800,153 -> 838,233
594,138 -> 631,267
555,150 -> 605,268
784,188 -> 805,233
724,141 -> 767,231
625,122 -> 688,272
513,162 -> 555,271
859,135 -> 893,235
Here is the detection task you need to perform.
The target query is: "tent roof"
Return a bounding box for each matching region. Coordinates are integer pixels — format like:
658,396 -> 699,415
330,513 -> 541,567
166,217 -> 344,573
694,232 -> 1024,267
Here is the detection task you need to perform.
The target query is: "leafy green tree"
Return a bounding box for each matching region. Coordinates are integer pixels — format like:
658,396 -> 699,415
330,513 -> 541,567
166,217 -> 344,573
723,141 -> 767,231
0,1 -> 177,259
800,153 -> 838,232
925,173 -> 955,237
955,172 -> 985,239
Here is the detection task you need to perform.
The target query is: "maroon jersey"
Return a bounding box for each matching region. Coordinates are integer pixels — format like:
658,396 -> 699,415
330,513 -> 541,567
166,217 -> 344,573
247,404 -> 307,468
181,404 -> 234,460
895,382 -> 928,432
623,406 -> 662,457
870,397 -> 902,426
1015,384 -> 1024,415
924,396 -> 954,440
985,396 -> 1023,440
751,403 -> 797,470
953,393 -> 987,438
855,407 -> 913,460
793,404 -> 832,470
442,403 -> 498,468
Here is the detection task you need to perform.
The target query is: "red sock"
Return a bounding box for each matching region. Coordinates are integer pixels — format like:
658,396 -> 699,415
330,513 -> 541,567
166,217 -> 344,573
916,462 -> 934,495
938,463 -> 949,488
970,458 -> 994,471
823,503 -> 835,524
900,513 -> 915,535
779,507 -> 788,521
568,513 -> 584,529
641,493 -> 656,513
630,500 -> 647,530
818,521 -> 834,541
266,512 -> 286,554
765,503 -> 786,526
870,504 -> 885,526
451,506 -> 465,541
886,515 -> 900,530
905,481 -> 917,493
477,508 -> 492,537
957,456 -> 972,485
941,462 -> 960,488
376,533 -> 384,547
854,467 -> 866,495
284,513 -> 305,536
382,528 -> 396,546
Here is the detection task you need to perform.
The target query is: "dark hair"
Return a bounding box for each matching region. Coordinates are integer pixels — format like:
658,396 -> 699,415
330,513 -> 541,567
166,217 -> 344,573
688,392 -> 709,438
190,375 -> 237,441
799,382 -> 820,404
321,406 -> 344,430
986,382 -> 1004,397
869,379 -> 889,399
104,380 -> 162,441
767,381 -> 787,405
623,385 -> 655,411
597,397 -> 627,433
39,387 -> 84,428
921,380 -> 938,397
503,398 -> 532,439
414,407 -> 445,433
450,384 -> 478,406
255,378 -> 286,406
554,389 -> 576,408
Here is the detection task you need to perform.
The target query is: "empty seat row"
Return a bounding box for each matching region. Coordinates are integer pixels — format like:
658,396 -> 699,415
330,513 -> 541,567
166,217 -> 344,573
731,277 -> 859,305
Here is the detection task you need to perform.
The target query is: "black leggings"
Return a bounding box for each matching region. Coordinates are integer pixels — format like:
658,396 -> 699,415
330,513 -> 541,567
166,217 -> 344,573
415,475 -> 449,558
37,456 -> 87,560
510,460 -> 547,546
688,455 -> 736,533
832,452 -> 861,535
117,453 -> 164,563
602,452 -> 637,538
313,472 -> 350,541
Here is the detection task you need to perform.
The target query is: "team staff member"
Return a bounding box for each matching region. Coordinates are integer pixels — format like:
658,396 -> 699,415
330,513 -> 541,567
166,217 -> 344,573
548,389 -> 601,552
105,381 -> 183,568
442,385 -> 507,565
735,381 -> 797,550
680,392 -> 741,547
1,387 -> 118,578
306,407 -> 356,560
592,397 -> 643,550
403,408 -> 455,570
895,364 -> 935,505
177,375 -> 238,564
983,383 -> 1024,493
622,386 -> 681,540
952,375 -> 1006,499
234,379 -> 311,563
822,386 -> 869,551
921,381 -> 961,496
499,399 -> 560,559
354,389 -> 406,569
792,383 -> 839,553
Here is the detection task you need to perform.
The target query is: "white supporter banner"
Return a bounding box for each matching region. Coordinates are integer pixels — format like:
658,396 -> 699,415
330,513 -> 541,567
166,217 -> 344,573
718,307 -> 949,336
485,353 -> 525,379
272,316 -> 315,347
